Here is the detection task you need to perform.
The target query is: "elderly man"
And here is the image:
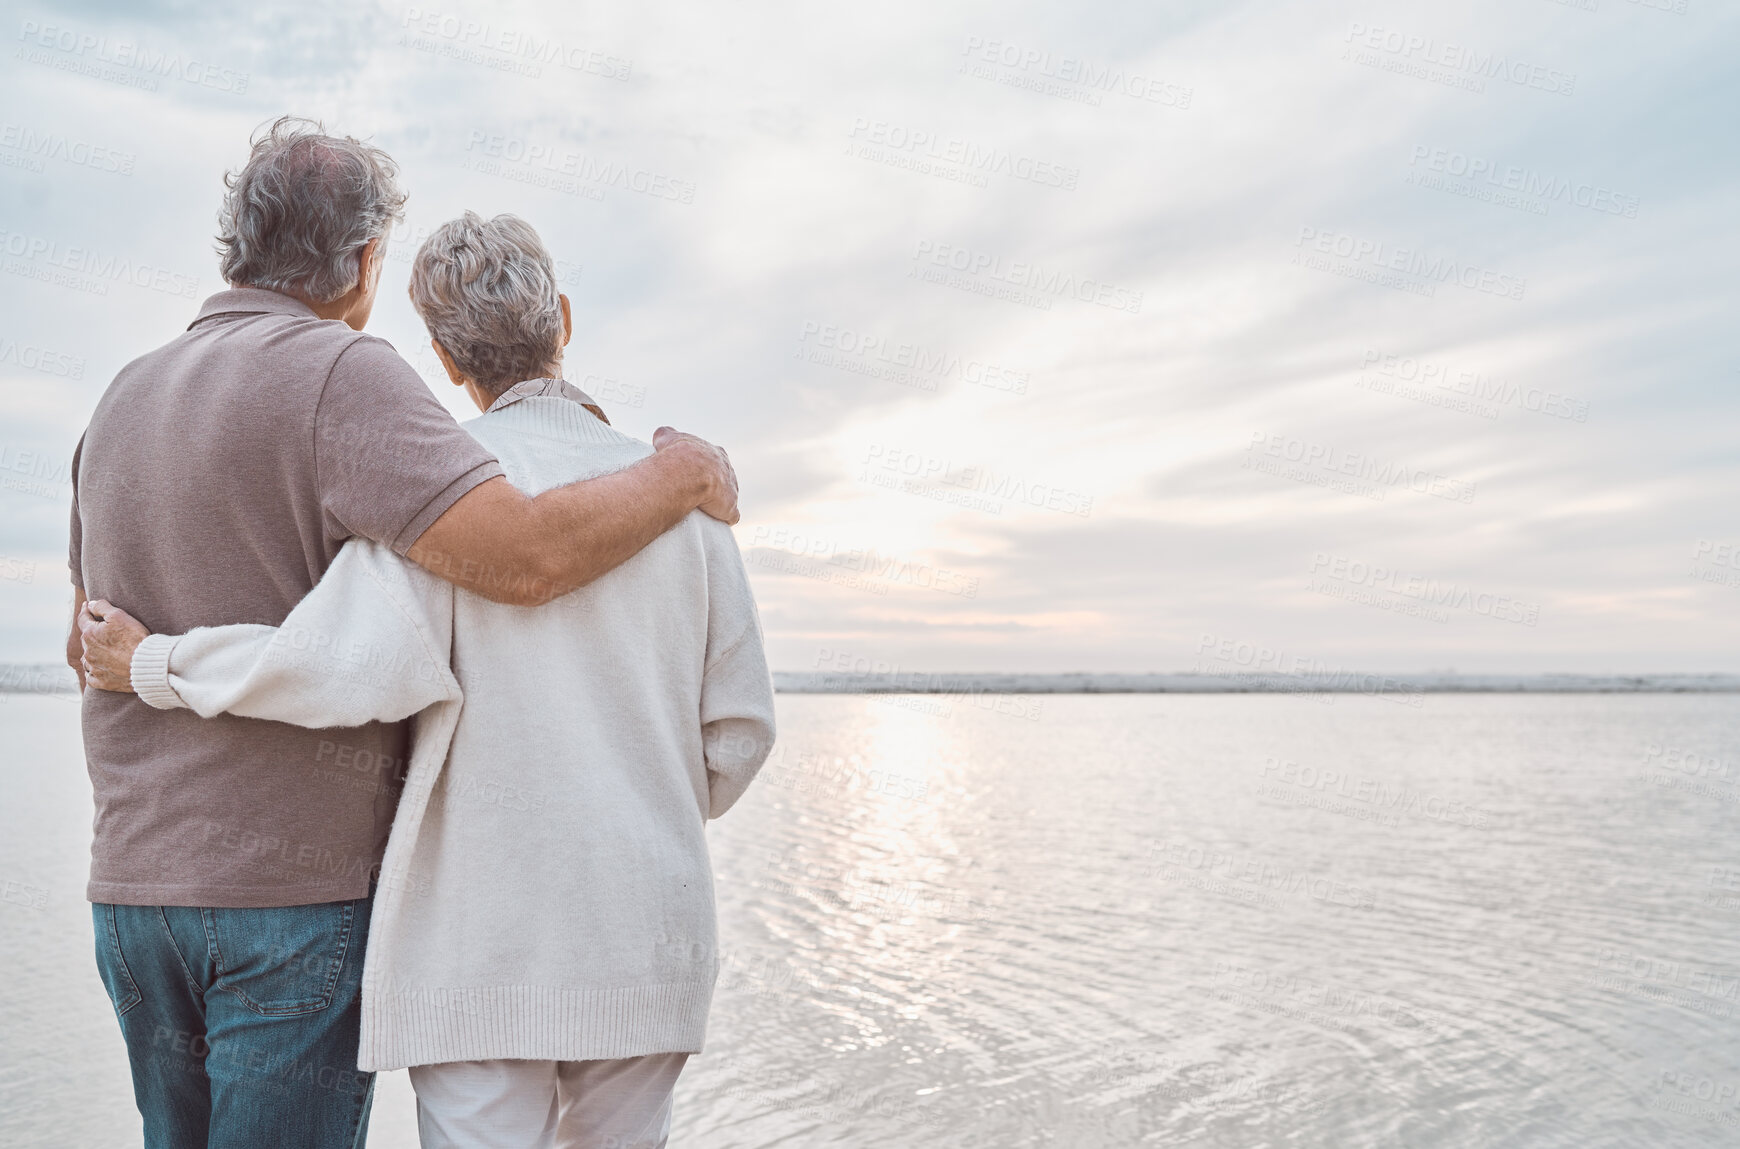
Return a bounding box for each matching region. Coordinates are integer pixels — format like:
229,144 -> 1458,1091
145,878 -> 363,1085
68,118 -> 739,1149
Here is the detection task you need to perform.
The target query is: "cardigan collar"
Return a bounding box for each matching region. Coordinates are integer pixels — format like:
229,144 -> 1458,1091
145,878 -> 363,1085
485,377 -> 610,425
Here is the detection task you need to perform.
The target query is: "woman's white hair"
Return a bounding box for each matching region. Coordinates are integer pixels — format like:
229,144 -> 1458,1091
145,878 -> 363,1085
409,211 -> 564,395
217,116 -> 406,304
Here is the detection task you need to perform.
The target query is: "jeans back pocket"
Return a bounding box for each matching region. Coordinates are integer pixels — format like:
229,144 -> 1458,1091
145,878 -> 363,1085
91,904 -> 143,1017
206,899 -> 357,1016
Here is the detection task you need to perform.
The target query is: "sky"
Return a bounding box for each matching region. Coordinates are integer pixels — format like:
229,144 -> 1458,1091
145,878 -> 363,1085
0,0 -> 1736,675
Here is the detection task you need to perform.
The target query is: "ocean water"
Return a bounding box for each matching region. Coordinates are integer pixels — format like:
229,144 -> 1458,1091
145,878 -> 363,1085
2,692 -> 1737,1147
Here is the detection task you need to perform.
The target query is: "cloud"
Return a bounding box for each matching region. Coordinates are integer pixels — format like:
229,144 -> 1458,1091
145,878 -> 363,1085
4,0 -> 1738,671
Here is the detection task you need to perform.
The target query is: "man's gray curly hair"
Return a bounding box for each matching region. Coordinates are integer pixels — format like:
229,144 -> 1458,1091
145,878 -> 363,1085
217,116 -> 407,304
408,212 -> 565,396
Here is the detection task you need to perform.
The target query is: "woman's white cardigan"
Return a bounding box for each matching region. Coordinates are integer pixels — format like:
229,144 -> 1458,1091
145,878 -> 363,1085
128,381 -> 776,1070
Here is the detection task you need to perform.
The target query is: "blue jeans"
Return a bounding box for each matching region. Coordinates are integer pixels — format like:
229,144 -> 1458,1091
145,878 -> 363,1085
91,894 -> 376,1149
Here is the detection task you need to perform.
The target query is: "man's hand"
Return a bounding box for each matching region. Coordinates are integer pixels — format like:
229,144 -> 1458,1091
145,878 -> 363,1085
654,427 -> 739,525
78,599 -> 151,693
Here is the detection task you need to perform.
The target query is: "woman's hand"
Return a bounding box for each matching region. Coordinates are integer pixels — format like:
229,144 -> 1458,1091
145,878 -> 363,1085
78,599 -> 151,693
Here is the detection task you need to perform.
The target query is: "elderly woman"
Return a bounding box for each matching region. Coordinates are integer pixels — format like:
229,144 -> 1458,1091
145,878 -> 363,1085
81,212 -> 776,1148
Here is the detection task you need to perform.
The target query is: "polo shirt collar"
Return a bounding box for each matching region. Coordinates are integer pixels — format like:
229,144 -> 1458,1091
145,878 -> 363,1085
188,288 -> 319,329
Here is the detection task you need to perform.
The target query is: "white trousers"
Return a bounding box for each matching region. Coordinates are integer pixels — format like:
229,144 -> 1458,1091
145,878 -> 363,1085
408,1053 -> 689,1149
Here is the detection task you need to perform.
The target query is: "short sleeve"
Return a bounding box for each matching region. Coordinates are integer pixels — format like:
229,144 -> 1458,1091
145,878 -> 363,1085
67,434 -> 84,583
313,336 -> 504,554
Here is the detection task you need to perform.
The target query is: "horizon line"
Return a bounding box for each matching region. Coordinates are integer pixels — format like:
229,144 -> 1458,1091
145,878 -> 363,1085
3,665 -> 1737,696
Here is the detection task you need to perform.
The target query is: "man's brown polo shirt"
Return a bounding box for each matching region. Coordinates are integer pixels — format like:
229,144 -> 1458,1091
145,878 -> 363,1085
70,288 -> 502,907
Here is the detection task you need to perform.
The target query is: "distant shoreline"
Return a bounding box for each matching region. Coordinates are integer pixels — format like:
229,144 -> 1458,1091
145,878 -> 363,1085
774,672 -> 1740,694
5,664 -> 1737,697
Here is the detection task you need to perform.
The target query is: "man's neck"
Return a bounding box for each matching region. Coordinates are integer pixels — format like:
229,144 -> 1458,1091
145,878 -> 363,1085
236,283 -> 368,329
304,292 -> 371,330
303,296 -> 352,323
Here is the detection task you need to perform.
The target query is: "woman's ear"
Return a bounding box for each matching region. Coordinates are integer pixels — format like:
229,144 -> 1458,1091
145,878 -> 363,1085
431,339 -> 467,388
558,294 -> 573,347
